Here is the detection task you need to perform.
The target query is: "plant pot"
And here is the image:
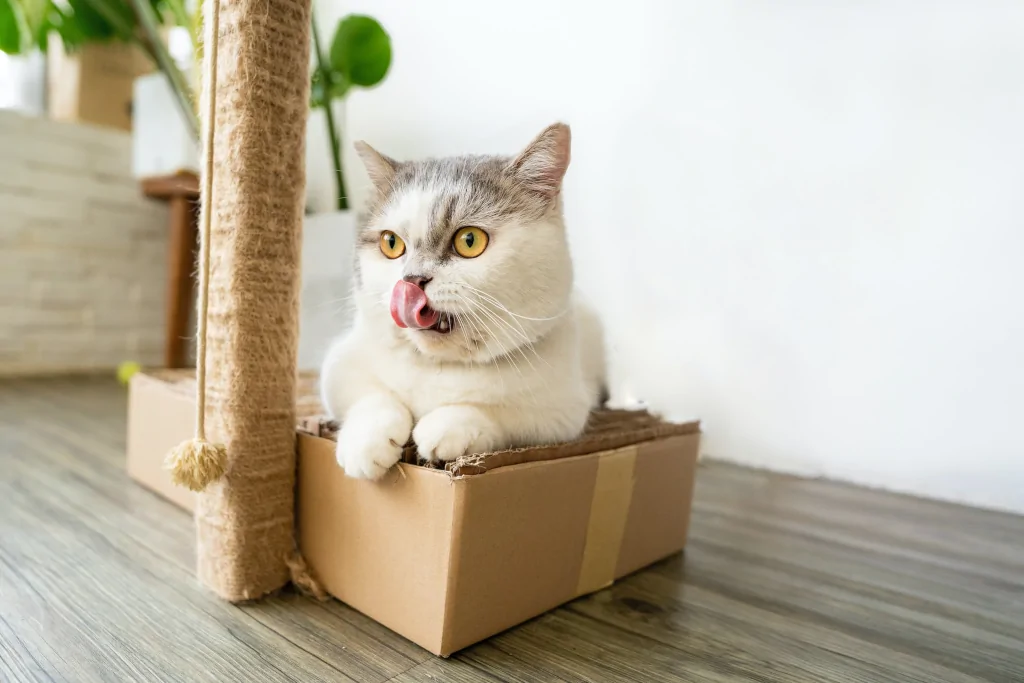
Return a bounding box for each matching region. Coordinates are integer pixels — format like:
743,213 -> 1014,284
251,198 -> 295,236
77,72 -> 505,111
3,51 -> 46,115
131,72 -> 199,178
298,210 -> 357,370
50,39 -> 153,132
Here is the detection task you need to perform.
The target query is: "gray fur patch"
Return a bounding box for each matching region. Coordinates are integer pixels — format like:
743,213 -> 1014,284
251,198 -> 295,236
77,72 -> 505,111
360,154 -> 553,262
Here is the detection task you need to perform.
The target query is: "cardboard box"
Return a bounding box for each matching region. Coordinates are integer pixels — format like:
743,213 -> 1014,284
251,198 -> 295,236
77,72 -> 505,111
127,370 -> 701,656
48,39 -> 153,131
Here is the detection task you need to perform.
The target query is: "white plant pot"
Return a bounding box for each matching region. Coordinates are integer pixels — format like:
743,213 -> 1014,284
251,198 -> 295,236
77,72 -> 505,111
131,73 -> 199,178
3,51 -> 46,115
297,210 -> 358,370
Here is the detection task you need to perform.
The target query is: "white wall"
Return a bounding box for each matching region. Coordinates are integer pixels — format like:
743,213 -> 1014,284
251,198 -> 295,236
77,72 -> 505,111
0,110 -> 169,375
318,0 -> 1024,514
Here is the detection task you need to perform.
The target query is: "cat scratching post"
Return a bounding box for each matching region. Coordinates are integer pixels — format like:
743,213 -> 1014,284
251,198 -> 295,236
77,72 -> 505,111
194,0 -> 312,601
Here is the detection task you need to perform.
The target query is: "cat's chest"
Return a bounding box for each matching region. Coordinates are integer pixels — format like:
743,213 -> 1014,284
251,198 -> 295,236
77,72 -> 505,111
369,354 -> 532,419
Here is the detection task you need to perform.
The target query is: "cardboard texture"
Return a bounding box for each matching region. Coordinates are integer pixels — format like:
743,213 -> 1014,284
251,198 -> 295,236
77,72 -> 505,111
126,370 -> 701,656
48,39 -> 153,131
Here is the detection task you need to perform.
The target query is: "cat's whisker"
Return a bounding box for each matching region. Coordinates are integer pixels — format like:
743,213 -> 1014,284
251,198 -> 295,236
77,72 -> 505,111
467,295 -> 553,371
312,293 -> 358,311
468,300 -> 547,402
460,301 -> 507,364
456,286 -> 563,373
473,300 -> 532,345
452,312 -> 474,365
461,301 -> 521,373
452,303 -> 508,395
453,285 -> 533,343
458,282 -> 568,323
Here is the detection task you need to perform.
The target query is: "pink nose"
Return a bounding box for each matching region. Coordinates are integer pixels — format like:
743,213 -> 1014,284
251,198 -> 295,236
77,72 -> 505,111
390,280 -> 440,329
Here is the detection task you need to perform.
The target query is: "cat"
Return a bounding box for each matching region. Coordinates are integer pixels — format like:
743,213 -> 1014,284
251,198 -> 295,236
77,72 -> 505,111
319,123 -> 606,479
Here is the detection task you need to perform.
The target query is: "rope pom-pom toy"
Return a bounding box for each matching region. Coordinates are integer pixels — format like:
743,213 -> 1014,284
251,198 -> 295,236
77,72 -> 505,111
164,0 -> 226,493
166,440 -> 227,491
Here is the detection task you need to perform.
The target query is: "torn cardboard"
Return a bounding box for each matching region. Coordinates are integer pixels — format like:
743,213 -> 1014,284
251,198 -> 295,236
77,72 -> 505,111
126,370 -> 700,656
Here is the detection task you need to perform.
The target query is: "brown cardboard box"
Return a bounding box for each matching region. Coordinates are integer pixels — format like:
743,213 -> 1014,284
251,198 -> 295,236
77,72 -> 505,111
127,370 -> 701,656
48,38 -> 153,131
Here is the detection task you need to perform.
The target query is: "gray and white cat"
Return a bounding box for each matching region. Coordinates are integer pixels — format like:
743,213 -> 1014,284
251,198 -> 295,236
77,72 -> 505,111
320,123 -> 606,479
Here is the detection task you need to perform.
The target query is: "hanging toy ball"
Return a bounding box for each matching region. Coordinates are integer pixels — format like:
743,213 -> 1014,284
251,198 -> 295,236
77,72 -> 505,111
165,438 -> 227,492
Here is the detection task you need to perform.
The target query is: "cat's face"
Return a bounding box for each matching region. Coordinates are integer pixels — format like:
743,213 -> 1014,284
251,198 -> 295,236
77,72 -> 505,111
352,124 -> 574,363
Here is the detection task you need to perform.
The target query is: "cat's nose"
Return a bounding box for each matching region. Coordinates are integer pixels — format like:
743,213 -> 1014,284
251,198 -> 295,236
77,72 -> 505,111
402,274 -> 432,290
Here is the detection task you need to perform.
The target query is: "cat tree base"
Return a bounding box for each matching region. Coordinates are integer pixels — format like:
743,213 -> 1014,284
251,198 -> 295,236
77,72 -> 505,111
126,370 -> 701,657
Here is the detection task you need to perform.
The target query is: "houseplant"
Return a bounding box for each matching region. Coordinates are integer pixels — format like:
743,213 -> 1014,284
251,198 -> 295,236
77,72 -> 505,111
309,12 -> 391,212
1,3 -> 391,204
0,0 -> 199,136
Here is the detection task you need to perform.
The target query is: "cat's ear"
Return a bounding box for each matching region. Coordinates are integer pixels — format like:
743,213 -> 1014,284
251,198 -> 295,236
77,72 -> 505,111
506,122 -> 571,199
354,141 -> 398,193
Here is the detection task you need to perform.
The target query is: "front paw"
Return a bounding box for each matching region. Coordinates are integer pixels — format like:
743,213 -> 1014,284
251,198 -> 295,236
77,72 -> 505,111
335,396 -> 412,480
412,405 -> 500,463
336,425 -> 404,480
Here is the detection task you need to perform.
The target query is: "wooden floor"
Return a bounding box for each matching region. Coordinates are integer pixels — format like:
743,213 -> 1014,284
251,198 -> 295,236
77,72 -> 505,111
1,377 -> 1022,683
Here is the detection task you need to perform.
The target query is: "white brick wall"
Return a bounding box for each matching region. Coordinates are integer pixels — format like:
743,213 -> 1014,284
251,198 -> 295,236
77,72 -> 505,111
0,109 -> 170,376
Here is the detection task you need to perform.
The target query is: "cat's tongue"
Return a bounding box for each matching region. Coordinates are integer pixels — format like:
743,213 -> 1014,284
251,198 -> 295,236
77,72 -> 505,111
390,280 -> 440,329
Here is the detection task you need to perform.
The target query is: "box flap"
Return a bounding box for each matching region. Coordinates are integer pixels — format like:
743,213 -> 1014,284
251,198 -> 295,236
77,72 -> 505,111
447,410 -> 700,476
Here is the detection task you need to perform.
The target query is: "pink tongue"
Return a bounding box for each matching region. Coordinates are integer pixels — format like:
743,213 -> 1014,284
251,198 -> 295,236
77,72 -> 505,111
390,281 -> 440,329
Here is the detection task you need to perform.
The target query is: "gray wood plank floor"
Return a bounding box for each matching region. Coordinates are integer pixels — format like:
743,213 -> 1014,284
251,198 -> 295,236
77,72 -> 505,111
1,376 -> 1021,682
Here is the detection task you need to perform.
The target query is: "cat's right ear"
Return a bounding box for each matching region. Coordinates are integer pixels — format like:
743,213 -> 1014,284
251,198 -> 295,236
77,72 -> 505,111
506,123 -> 571,200
354,141 -> 398,194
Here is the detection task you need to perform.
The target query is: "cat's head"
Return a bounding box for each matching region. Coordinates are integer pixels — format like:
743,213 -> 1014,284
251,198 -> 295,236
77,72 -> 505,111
351,123 -> 574,363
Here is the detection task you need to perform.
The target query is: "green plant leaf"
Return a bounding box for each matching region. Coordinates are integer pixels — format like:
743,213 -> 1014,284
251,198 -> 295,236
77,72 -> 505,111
14,0 -> 47,46
74,0 -> 135,42
0,0 -> 23,53
329,14 -> 390,89
48,3 -> 87,49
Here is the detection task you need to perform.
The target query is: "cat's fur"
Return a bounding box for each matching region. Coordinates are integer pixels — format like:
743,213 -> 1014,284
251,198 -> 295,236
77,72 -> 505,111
320,123 -> 606,479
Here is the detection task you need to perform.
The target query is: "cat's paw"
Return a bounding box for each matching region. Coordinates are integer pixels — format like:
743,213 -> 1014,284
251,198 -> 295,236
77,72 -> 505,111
335,394 -> 412,480
413,405 -> 501,463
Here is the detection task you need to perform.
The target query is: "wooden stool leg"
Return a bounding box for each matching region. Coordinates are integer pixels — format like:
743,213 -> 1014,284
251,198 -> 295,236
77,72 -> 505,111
164,196 -> 197,368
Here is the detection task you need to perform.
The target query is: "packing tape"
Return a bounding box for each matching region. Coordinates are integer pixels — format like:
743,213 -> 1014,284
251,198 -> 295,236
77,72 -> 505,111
576,445 -> 638,596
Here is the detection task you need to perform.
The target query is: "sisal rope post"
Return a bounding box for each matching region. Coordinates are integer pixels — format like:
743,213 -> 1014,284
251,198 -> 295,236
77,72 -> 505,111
183,0 -> 311,601
165,0 -> 226,493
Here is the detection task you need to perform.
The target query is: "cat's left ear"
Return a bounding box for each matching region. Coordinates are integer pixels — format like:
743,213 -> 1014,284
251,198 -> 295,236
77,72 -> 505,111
354,140 -> 399,194
506,122 -> 571,199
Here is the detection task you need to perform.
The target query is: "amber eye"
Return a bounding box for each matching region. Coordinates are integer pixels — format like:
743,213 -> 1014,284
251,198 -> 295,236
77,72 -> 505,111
379,231 -> 406,259
452,227 -> 488,258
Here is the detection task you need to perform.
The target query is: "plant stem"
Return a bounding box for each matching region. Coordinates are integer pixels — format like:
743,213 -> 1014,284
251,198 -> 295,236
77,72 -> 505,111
311,11 -> 347,211
128,0 -> 200,141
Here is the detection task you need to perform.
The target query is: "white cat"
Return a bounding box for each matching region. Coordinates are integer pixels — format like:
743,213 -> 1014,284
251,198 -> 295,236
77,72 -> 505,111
320,123 -> 606,479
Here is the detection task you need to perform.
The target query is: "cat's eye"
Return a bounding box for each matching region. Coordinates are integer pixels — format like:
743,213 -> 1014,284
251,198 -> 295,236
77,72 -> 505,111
453,227 -> 488,258
379,231 -> 406,259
